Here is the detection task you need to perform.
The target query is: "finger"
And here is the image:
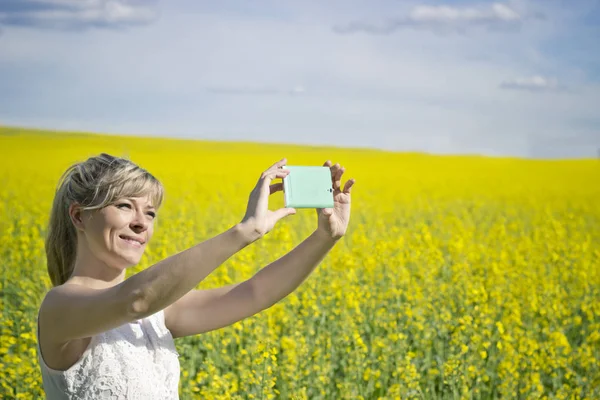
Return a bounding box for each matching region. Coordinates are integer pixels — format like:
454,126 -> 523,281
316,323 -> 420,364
330,162 -> 340,177
273,207 -> 296,221
324,160 -> 338,176
343,178 -> 355,194
255,170 -> 289,212
322,208 -> 334,216
267,158 -> 287,172
269,183 -> 283,194
334,166 -> 344,190
261,168 -> 290,183
327,162 -> 340,188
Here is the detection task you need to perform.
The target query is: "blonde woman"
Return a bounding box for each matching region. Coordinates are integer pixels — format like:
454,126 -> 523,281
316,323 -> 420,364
36,153 -> 355,399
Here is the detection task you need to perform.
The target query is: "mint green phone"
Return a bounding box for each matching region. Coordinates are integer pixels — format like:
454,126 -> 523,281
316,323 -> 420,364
282,166 -> 334,209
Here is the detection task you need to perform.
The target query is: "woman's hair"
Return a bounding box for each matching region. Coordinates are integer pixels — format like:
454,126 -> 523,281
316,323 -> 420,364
45,153 -> 164,287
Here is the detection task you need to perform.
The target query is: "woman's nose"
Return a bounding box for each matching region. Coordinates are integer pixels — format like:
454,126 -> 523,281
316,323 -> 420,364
130,211 -> 149,230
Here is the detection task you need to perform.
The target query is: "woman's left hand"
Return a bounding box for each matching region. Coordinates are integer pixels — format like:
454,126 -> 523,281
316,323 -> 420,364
315,160 -> 355,241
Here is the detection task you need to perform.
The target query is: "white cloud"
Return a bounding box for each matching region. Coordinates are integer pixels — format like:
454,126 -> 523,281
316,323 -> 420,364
500,75 -> 561,91
333,2 -> 542,35
0,0 -> 157,30
410,3 -> 520,23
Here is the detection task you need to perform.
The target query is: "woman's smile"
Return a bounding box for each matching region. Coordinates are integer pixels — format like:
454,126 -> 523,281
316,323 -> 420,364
119,235 -> 145,249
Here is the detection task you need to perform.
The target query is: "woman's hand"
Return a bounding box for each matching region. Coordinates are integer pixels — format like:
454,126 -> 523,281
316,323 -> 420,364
315,160 -> 355,241
239,158 -> 296,243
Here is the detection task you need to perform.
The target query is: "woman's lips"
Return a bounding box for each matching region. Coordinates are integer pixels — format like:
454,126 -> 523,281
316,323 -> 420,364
119,235 -> 144,248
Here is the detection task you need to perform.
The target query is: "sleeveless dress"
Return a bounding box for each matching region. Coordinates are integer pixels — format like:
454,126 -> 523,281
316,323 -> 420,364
36,309 -> 181,399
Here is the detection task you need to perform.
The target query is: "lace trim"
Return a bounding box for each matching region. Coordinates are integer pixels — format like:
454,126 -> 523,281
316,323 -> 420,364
37,309 -> 180,399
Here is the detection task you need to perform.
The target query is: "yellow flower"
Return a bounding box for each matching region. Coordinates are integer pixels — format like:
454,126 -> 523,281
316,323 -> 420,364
2,127 -> 598,399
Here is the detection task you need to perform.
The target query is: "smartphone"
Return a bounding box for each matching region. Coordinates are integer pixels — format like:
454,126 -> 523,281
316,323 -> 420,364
282,166 -> 334,209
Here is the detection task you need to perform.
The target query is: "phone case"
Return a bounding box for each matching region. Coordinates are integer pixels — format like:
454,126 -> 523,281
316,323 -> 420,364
282,166 -> 334,208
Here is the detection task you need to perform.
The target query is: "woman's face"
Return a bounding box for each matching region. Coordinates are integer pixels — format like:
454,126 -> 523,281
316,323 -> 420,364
81,195 -> 156,270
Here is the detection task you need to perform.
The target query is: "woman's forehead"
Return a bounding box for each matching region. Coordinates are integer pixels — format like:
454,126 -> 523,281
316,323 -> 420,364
130,196 -> 154,206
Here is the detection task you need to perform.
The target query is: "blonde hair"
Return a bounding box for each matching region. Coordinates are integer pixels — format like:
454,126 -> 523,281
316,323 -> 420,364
45,153 -> 164,287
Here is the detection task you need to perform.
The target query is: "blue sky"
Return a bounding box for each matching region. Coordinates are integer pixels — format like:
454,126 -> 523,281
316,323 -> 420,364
1,0 -> 599,158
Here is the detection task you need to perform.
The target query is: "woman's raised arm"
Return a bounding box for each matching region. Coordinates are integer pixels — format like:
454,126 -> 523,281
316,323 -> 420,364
40,158 -> 295,346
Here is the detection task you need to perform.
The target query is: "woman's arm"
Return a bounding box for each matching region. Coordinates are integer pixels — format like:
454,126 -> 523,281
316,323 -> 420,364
127,222 -> 257,316
251,159 -> 354,312
40,159 -> 293,345
164,161 -> 355,338
130,159 -> 295,318
251,229 -> 337,309
165,229 -> 337,338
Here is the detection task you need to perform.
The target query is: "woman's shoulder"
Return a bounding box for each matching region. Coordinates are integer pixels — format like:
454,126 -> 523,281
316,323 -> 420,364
37,298 -> 95,373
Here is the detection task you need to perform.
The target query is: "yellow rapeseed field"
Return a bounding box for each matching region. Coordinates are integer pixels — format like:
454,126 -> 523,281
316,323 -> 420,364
1,126 -> 599,399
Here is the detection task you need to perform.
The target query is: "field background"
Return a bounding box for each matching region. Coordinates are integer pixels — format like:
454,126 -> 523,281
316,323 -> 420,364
0,126 -> 599,399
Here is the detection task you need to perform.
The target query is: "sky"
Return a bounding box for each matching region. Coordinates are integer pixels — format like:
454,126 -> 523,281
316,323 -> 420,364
0,0 -> 599,159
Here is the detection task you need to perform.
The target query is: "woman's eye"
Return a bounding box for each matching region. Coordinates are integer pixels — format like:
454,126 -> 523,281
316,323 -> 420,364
147,212 -> 156,218
117,203 -> 132,209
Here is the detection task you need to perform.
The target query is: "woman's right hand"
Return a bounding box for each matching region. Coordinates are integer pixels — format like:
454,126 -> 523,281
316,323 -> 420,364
239,158 -> 296,243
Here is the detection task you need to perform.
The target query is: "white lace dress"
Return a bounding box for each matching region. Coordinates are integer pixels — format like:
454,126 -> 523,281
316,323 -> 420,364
36,309 -> 181,399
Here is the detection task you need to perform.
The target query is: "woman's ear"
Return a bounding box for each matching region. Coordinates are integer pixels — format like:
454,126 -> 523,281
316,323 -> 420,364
69,203 -> 86,231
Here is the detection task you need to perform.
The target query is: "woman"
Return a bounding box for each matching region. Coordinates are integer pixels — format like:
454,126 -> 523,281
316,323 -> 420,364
36,153 -> 355,399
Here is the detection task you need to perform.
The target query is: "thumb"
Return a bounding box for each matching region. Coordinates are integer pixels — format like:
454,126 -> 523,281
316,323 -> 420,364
273,207 -> 297,221
322,208 -> 334,216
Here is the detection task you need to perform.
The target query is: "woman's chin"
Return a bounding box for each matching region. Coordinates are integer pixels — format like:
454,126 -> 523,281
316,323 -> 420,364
123,259 -> 141,269
110,256 -> 142,271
